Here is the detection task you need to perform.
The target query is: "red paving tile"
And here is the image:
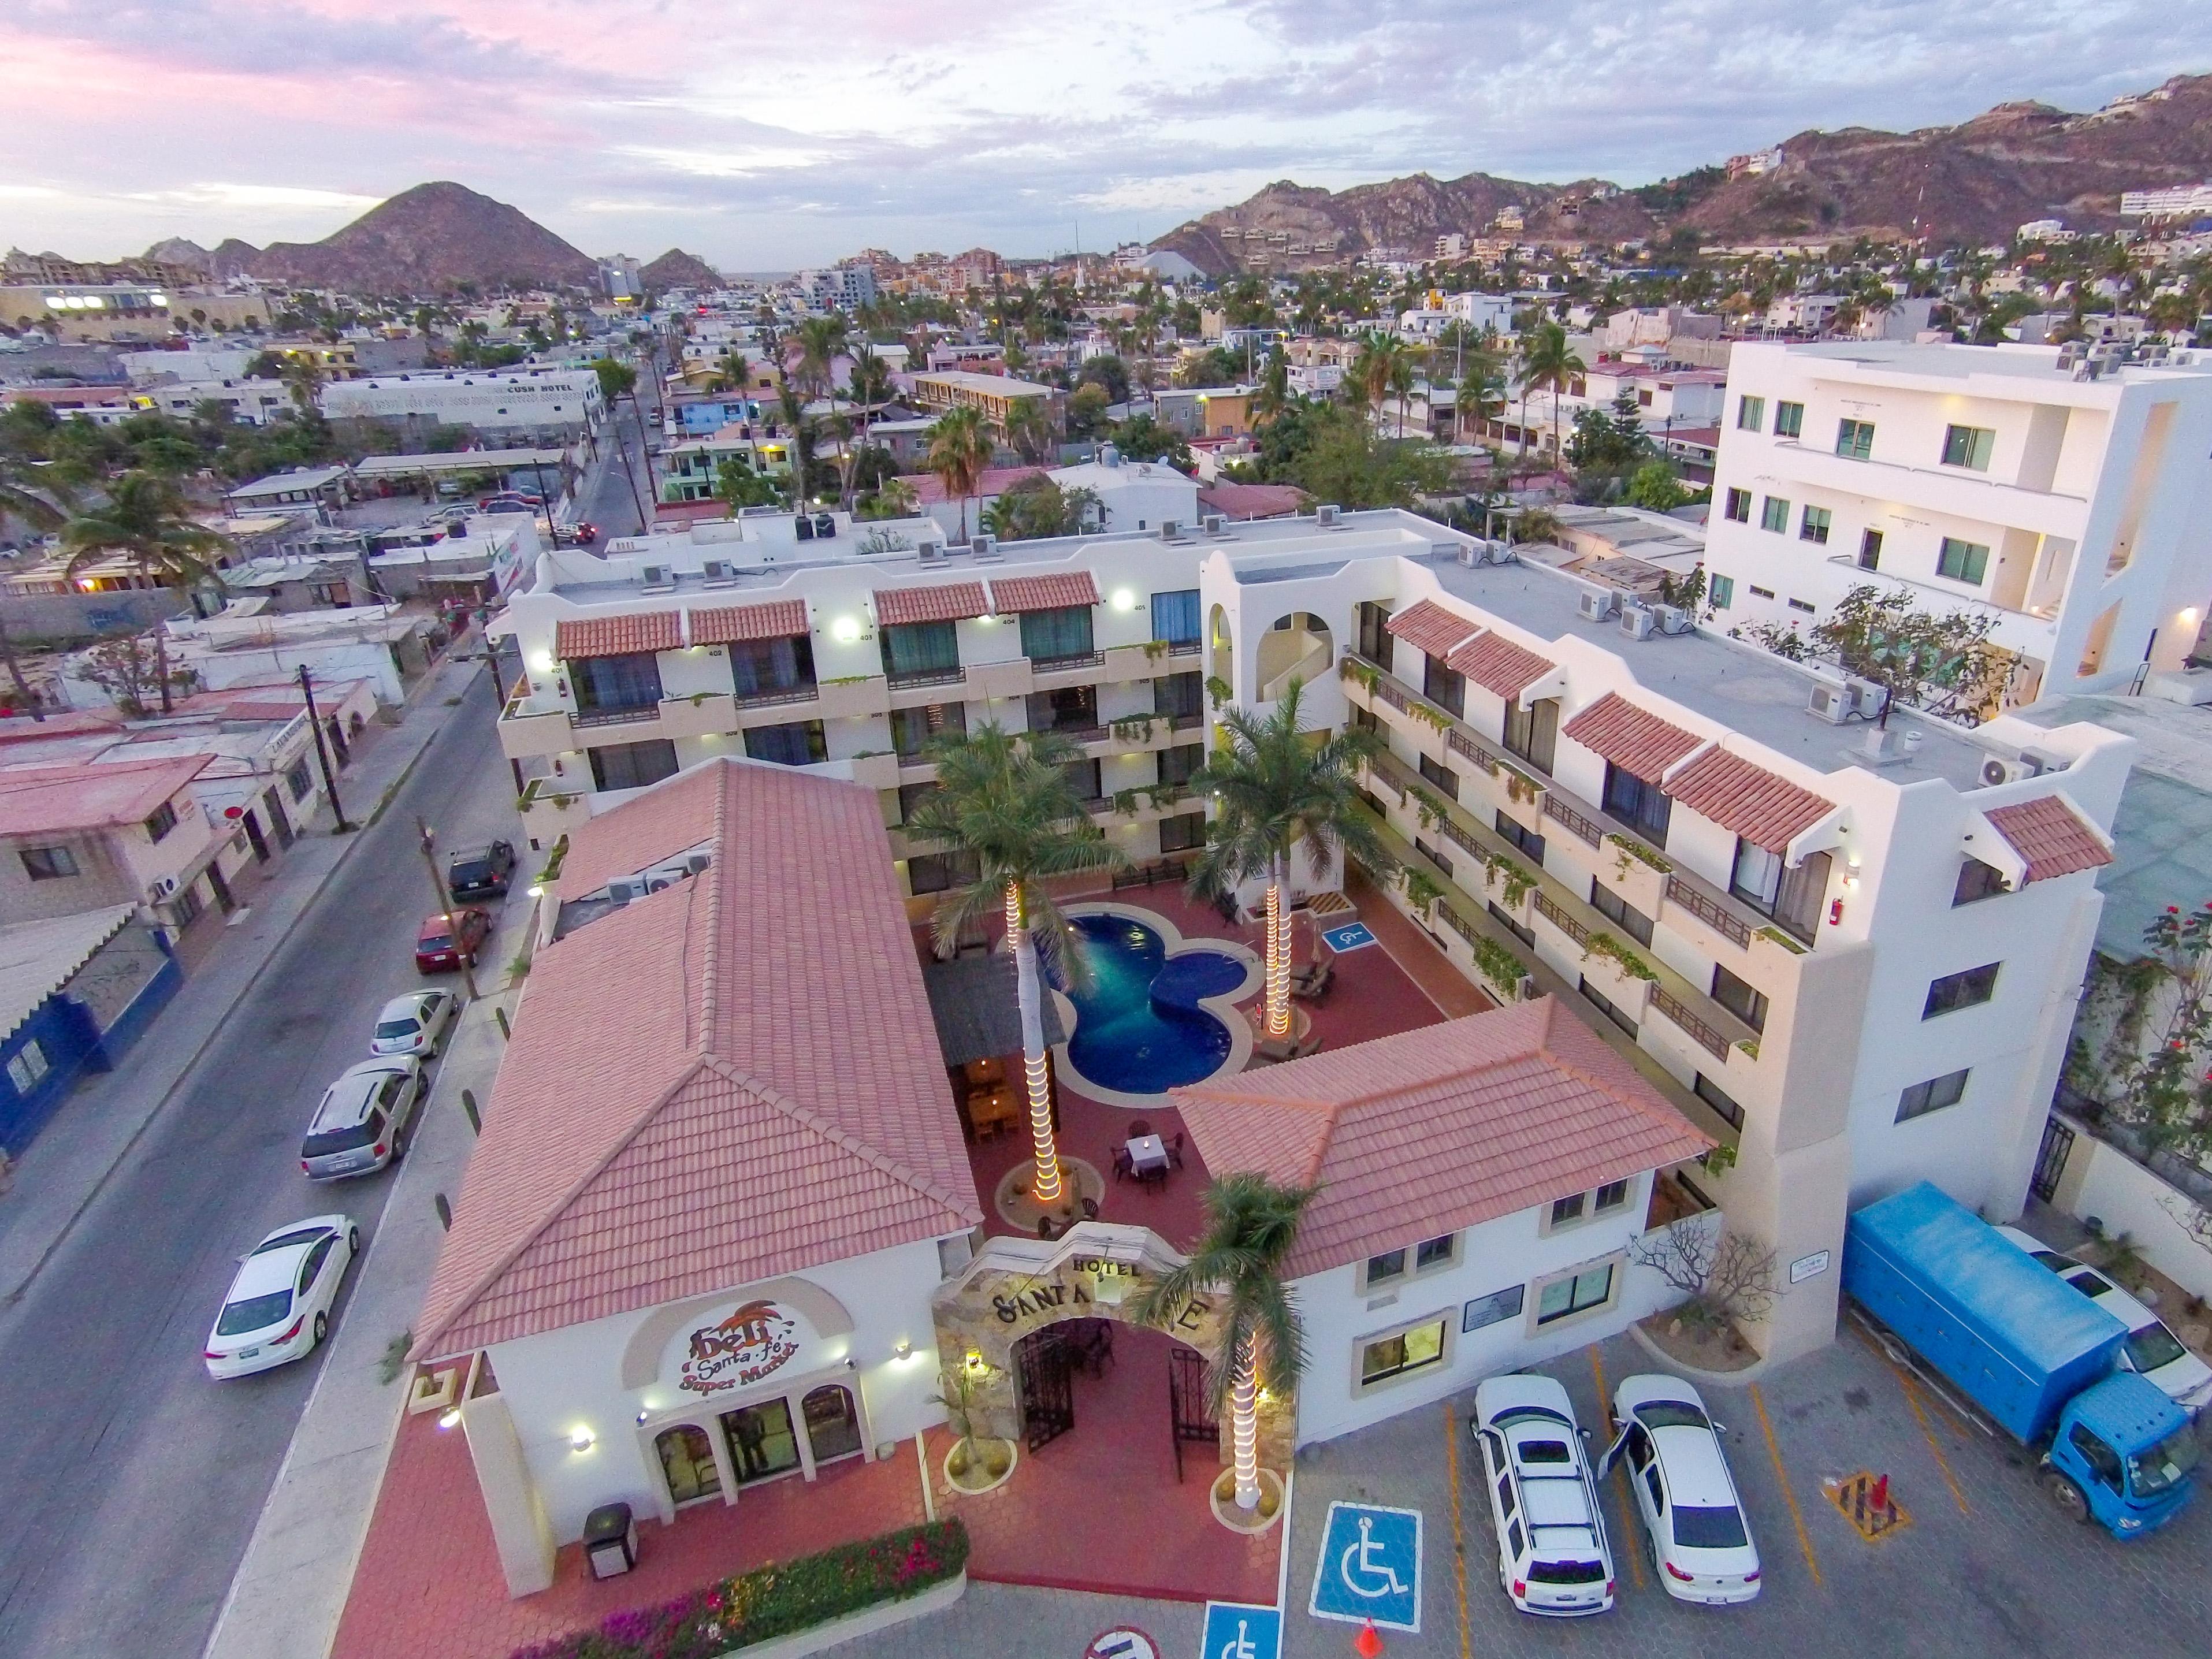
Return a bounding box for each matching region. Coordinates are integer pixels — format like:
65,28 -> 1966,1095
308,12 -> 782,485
926,1323 -> 1278,1605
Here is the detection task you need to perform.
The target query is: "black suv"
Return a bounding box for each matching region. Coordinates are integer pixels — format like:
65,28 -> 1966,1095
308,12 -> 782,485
447,839 -> 517,901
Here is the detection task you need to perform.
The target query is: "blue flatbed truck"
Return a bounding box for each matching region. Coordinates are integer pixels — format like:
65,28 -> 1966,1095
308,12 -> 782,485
1844,1182 -> 2199,1539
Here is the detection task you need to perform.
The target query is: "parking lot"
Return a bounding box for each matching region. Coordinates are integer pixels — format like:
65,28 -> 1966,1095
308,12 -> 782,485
1281,1325 -> 2210,1659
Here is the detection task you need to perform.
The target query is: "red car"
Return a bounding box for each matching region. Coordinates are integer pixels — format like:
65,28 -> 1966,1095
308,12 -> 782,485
415,907 -> 491,974
477,492 -> 544,509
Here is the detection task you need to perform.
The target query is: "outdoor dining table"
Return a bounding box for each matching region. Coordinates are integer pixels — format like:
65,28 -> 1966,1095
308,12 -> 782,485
1126,1133 -> 1169,1176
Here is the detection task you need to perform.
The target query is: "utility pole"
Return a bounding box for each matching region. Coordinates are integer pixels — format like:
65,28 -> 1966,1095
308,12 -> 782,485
415,815 -> 482,1004
298,664 -> 352,831
612,399 -> 650,532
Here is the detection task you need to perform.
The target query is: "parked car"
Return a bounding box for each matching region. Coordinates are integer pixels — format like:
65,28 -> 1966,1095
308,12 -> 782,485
1473,1375 -> 1615,1616
481,499 -> 535,516
203,1216 -> 360,1379
1995,1227 -> 2212,1415
371,989 -> 457,1057
552,520 -> 599,547
415,906 -> 491,973
477,492 -> 544,509
446,840 -> 516,902
300,1057 -> 424,1180
1601,1375 -> 1761,1604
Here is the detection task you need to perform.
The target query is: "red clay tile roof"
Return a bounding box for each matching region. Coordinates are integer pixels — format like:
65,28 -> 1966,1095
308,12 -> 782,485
0,755 -> 211,837
1172,999 -> 1711,1279
555,767 -> 725,902
1385,598 -> 1480,660
412,760 -> 982,1359
1562,691 -> 1703,780
1984,795 -> 2114,884
1445,631 -> 1557,700
1664,747 -> 1836,853
1198,481 -> 1306,520
988,571 -> 1101,614
555,609 -> 682,660
874,582 -> 990,627
689,598 -> 809,645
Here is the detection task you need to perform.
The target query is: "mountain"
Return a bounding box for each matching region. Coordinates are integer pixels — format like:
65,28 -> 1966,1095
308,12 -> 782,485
1154,72 -> 2212,270
149,183 -> 601,295
638,248 -> 722,291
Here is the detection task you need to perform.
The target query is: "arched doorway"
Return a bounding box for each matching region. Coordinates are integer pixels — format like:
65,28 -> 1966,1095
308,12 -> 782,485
1208,602 -> 1233,693
1254,612 -> 1332,704
1009,1316 -> 1216,1479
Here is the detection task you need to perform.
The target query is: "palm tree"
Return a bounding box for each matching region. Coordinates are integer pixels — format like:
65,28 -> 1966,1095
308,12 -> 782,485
1188,680 -> 1395,1039
279,355 -> 325,414
60,471 -> 229,715
1518,321 -> 1584,467
1350,331 -> 1406,422
794,315 -> 849,415
998,396 -> 1056,466
905,726 -> 1127,1207
1132,1173 -> 1315,1513
923,404 -> 994,541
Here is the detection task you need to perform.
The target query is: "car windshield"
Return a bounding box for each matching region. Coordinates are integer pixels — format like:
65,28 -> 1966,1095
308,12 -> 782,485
420,932 -> 452,952
2126,1323 -> 2190,1375
1635,1401 -> 1710,1431
303,1112 -> 381,1157
450,859 -> 492,882
254,1228 -> 326,1253
216,1289 -> 292,1335
374,1017 -> 422,1039
2127,1426 -> 2202,1496
1671,1504 -> 1750,1549
1527,1558 -> 1607,1584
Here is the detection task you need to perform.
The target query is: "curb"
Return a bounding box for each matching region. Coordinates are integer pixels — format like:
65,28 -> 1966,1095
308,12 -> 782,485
1624,1312 -> 1772,1386
2,667 -> 481,1306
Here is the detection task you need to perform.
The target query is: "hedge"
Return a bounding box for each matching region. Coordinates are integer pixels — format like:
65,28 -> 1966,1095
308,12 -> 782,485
508,1518 -> 968,1659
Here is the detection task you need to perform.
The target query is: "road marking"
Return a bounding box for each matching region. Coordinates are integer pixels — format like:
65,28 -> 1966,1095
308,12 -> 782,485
1444,1403 -> 1471,1659
1588,1348 -> 1644,1590
1751,1383 -> 1824,1590
1888,1364 -> 1971,1514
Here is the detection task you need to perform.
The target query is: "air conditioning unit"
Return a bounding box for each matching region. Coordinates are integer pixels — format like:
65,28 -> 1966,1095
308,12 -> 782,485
1158,519 -> 1182,542
2020,747 -> 2063,775
1806,679 -> 1855,724
969,534 -> 1001,561
700,558 -> 738,587
1456,540 -> 1480,567
794,514 -> 816,541
1203,514 -> 1229,537
1618,605 -> 1655,641
605,875 -> 646,905
1516,975 -> 1538,1002
1979,756 -> 2035,788
1315,504 -> 1342,527
917,541 -> 947,564
1650,603 -> 1694,635
638,563 -> 675,592
154,875 -> 179,897
1576,587 -> 1617,623
1478,540 -> 1519,567
684,851 -> 712,875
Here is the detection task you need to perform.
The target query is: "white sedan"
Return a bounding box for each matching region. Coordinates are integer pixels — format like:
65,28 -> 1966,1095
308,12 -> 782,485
371,989 -> 458,1058
1602,1374 -> 1761,1604
203,1216 -> 360,1380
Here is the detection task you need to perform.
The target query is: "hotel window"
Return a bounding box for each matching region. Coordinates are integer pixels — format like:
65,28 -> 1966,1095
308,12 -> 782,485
880,619 -> 960,682
1857,529 -> 1883,571
1536,1262 -> 1616,1325
1150,587 -> 1201,647
1694,1072 -> 1745,1129
1581,978 -> 1638,1037
20,845 -> 79,881
744,720 -> 827,767
1020,604 -> 1095,664
1365,1248 -> 1408,1288
1423,654 -> 1466,719
1027,683 -> 1099,735
1489,901 -> 1534,947
1799,505 -> 1832,545
906,849 -> 980,895
1357,600 -> 1392,663
1590,881 -> 1654,946
1496,810 -> 1545,865
1723,487 -> 1751,523
1154,670 -> 1204,722
1594,1179 -> 1631,1214
1061,758 -> 1104,803
1712,964 -> 1769,1032
1414,837 -> 1451,879
1158,811 -> 1207,853
1749,585 -> 1775,599
1359,1316 -> 1447,1388
1503,697 -> 1558,774
6,1039 -> 50,1095
897,782 -> 939,823
1937,537 -> 1989,585
1550,1192 -> 1586,1226
1940,423 -> 1995,471
1158,742 -> 1204,787
1953,857 -> 2009,905
1418,754 -> 1459,800
1463,1284 -> 1525,1332
1787,598 -> 1815,614
588,738 -> 679,792
1897,1067 -> 1971,1122
1709,574 -> 1735,609
1415,1233 -> 1458,1271
890,701 -> 964,758
1760,496 -> 1790,534
1773,400 -> 1804,438
1735,395 -> 1765,431
728,633 -> 815,698
1601,762 -> 1671,846
1836,418 -> 1875,460
1924,962 -> 1999,1018
571,650 -> 664,713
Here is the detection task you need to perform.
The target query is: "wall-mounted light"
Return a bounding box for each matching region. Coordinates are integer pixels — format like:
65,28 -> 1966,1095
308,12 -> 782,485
438,1408 -> 462,1430
893,1339 -> 913,1360
964,1349 -> 987,1375
635,1408 -> 650,1424
529,650 -> 555,674
1109,587 -> 1136,612
831,615 -> 862,643
2184,607 -> 2202,628
568,1426 -> 596,1453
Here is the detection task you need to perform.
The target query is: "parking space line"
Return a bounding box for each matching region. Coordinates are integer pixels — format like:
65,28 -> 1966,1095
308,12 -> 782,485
1588,1348 -> 1644,1591
1444,1402 -> 1471,1659
1888,1364 -> 1972,1514
1750,1383 -> 1824,1590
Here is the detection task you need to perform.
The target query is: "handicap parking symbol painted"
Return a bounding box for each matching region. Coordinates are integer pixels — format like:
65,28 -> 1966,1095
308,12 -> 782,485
1308,1501 -> 1422,1632
1083,1627 -> 1158,1659
1320,921 -> 1377,954
1200,1602 -> 1281,1659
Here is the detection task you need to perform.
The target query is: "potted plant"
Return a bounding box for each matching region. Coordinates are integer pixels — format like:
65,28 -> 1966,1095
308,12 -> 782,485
934,1364 -> 1017,1493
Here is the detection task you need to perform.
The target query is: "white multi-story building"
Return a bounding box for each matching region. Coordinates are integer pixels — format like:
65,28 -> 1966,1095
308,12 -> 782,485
799,263 -> 878,313
319,367 -> 605,440
2120,183 -> 2212,220
1702,340 -> 2212,701
487,505 -> 2132,1366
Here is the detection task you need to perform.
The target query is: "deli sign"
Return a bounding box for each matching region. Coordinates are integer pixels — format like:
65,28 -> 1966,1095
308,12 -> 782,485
677,1300 -> 801,1396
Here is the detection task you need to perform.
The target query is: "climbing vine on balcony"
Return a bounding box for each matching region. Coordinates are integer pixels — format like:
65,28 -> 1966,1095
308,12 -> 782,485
1585,931 -> 1659,981
1340,657 -> 1382,694
1402,868 -> 1443,912
1606,832 -> 1673,875
1405,698 -> 1452,733
1501,764 -> 1541,804
1411,787 -> 1451,831
1205,675 -> 1233,709
1471,936 -> 1526,998
1484,855 -> 1537,910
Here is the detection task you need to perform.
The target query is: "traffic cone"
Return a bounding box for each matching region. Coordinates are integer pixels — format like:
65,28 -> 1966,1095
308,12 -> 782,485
1354,1619 -> 1384,1658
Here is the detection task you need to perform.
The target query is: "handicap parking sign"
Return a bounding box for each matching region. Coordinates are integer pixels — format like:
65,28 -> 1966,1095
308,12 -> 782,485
1321,921 -> 1377,953
1308,1501 -> 1421,1632
1200,1602 -> 1281,1659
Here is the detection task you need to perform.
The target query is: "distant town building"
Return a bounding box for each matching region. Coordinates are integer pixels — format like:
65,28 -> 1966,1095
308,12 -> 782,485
2120,183 -> 2212,220
319,367 -> 605,443
800,263 -> 878,312
1434,233 -> 1468,261
1726,147 -> 1786,180
2016,219 -> 2075,243
1491,205 -> 1525,233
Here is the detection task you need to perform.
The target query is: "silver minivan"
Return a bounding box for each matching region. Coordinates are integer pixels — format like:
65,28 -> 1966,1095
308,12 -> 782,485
300,1058 -> 423,1181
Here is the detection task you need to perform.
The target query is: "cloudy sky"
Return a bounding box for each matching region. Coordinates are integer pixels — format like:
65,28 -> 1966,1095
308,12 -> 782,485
3,1 -> 2209,268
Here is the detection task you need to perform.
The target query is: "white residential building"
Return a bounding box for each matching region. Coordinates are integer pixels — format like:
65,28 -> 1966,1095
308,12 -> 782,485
1702,340 -> 2212,700
319,368 -> 605,440
799,264 -> 878,312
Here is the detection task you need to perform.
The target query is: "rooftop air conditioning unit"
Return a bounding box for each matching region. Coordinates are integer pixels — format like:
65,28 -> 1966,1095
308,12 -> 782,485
917,541 -> 947,564
1577,587 -> 1617,623
638,563 -> 675,592
1315,504 -> 1342,527
794,514 -> 816,541
154,875 -> 179,897
1979,756 -> 2036,788
1806,679 -> 1855,724
2019,747 -> 2063,775
605,875 -> 646,905
684,851 -> 712,875
1203,514 -> 1229,537
1516,975 -> 1538,1002
1480,540 -> 1519,566
969,534 -> 1001,561
700,559 -> 738,587
1158,519 -> 1183,542
1618,605 -> 1655,641
1650,603 -> 1694,635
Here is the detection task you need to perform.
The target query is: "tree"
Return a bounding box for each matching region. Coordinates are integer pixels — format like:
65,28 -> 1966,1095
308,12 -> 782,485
278,356 -> 325,414
714,453 -> 785,511
1066,382 -> 1111,438
1131,1173 -> 1315,1513
980,477 -> 1097,541
1075,354 -> 1131,405
1188,680 -> 1395,1039
856,477 -> 919,520
60,471 -> 229,715
1290,404 -> 1451,509
1252,351 -> 1291,429
1623,458 -> 1693,511
1349,332 -> 1408,422
793,315 -> 850,410
1750,583 -> 2013,726
1629,1225 -> 1782,1333
77,632 -> 201,719
998,396 -> 1057,465
1517,321 -> 1585,464
590,356 -> 638,401
905,726 -> 1127,1209
2074,903 -> 2212,1163
1105,413 -> 1192,470
922,405 -> 995,541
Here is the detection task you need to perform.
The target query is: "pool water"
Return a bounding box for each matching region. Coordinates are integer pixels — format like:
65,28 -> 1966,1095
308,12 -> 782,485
1055,914 -> 1248,1094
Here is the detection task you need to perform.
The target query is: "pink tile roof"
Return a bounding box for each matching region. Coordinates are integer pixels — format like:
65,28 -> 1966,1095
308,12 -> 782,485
555,609 -> 682,660
689,598 -> 808,645
1172,999 -> 1711,1279
0,754 -> 210,837
413,760 -> 982,1359
1984,795 -> 2114,884
1562,691 -> 1703,780
875,581 -> 990,627
989,571 -> 1100,614
904,466 -> 1046,505
1445,631 -> 1556,700
1198,482 -> 1306,520
554,766 -> 724,902
1385,598 -> 1479,660
1664,747 -> 1836,853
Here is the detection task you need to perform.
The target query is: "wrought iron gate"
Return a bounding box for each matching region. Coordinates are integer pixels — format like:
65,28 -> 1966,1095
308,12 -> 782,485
1166,1344 -> 1218,1483
2031,1117 -> 2076,1203
1016,1327 -> 1076,1452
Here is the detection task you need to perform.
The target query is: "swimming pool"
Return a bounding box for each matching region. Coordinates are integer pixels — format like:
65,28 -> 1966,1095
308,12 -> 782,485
1055,913 -> 1251,1095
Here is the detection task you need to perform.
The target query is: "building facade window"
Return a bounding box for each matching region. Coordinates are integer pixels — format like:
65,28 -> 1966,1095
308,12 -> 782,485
285,757 -> 314,800
1590,881 -> 1655,946
571,652 -> 663,713
20,845 -> 79,881
1418,754 -> 1459,799
1535,1261 -> 1617,1325
1799,505 -> 1832,544
1551,1192 -> 1586,1226
6,1039 -> 50,1094
1359,1316 -> 1447,1388
1835,418 -> 1876,460
1594,1178 -> 1630,1213
1154,670 -> 1204,721
743,720 -> 827,766
1937,537 -> 1990,585
1787,598 -> 1816,615
729,634 -> 816,697
1693,1072 -> 1744,1129
1709,574 -> 1735,609
880,619 -> 960,682
1496,810 -> 1545,865
1730,842 -> 1828,943
1857,529 -> 1883,571
1027,683 -> 1100,735
1357,600 -> 1392,664
1941,424 -> 1995,471
1773,400 -> 1804,438
1723,487 -> 1751,523
906,849 -> 981,895
588,738 -> 681,792
1423,654 -> 1466,719
1157,742 -> 1204,787
1953,858 -> 2009,905
1415,1233 -> 1458,1270
1158,811 -> 1206,853
890,702 -> 964,757
1503,698 -> 1558,774
1897,1067 -> 1971,1122
1924,962 -> 2000,1017
1489,901 -> 1534,947
1019,604 -> 1095,664
1150,588 -> 1202,646
1736,395 -> 1766,432
143,800 -> 180,842
1760,496 -> 1790,534
1601,762 -> 1672,845
1365,1248 -> 1408,1288
1581,977 -> 1638,1036
1712,963 -> 1769,1032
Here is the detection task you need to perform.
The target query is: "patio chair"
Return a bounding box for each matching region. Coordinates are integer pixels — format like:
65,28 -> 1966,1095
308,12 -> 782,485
1111,1148 -> 1133,1182
1168,1132 -> 1185,1170
1081,1196 -> 1100,1221
1128,1118 -> 1153,1139
1291,960 -> 1334,1002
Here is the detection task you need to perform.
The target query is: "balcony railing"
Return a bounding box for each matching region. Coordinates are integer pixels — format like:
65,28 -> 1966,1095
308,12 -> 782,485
1447,726 -> 1506,775
571,702 -> 660,729
1434,897 -> 1481,948
1532,889 -> 1589,947
1541,794 -> 1603,847
1665,873 -> 1752,947
886,664 -> 966,690
733,680 -> 819,709
1166,640 -> 1203,658
1032,649 -> 1106,674
1650,986 -> 1731,1059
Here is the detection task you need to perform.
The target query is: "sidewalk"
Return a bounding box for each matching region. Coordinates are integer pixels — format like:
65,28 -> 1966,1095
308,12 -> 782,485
0,650 -> 485,1305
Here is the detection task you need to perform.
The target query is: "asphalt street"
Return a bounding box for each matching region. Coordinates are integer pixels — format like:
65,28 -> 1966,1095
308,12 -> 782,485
0,667 -> 518,1659
585,384 -> 651,540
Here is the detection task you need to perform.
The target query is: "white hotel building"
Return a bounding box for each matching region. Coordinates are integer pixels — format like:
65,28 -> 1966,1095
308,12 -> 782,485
487,506 -> 2132,1365
319,366 -> 607,442
1701,340 -> 2212,702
